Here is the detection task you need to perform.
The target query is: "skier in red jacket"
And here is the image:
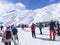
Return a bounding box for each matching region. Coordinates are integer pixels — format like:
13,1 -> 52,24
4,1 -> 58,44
31,23 -> 36,38
21,24 -> 25,30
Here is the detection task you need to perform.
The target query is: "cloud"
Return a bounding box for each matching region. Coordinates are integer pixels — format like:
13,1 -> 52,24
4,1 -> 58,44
15,3 -> 25,10
16,3 -> 25,8
49,0 -> 55,2
0,3 -> 14,14
0,2 -> 25,15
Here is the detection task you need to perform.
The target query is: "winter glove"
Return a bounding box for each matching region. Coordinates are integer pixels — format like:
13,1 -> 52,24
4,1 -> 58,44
12,38 -> 13,40
2,39 -> 3,42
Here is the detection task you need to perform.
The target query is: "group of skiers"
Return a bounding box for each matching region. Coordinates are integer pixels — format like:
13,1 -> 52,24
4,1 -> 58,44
31,20 -> 60,40
31,23 -> 43,38
1,24 -> 18,45
50,20 -> 60,40
0,20 -> 60,45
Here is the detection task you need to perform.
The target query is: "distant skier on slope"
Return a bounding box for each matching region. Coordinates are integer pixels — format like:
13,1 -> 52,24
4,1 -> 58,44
0,25 -> 3,31
0,25 -> 4,36
21,24 -> 25,30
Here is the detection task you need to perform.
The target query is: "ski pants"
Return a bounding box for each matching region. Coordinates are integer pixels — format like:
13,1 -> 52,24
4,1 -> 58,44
13,34 -> 18,40
32,31 -> 36,38
57,30 -> 60,35
5,42 -> 11,45
50,30 -> 55,40
39,28 -> 42,34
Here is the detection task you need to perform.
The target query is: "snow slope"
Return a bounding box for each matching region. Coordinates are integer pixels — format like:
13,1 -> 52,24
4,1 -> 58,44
33,3 -> 60,23
0,3 -> 60,26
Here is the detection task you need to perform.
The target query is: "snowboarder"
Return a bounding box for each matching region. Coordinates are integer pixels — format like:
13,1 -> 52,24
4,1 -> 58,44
49,20 -> 56,40
2,27 -> 13,45
38,23 -> 43,34
31,23 -> 36,38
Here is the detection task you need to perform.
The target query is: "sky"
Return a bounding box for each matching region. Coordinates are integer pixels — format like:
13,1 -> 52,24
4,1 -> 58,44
0,0 -> 60,10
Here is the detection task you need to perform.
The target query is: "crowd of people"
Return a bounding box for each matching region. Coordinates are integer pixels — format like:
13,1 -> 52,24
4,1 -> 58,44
31,20 -> 60,40
0,20 -> 60,45
0,24 -> 18,45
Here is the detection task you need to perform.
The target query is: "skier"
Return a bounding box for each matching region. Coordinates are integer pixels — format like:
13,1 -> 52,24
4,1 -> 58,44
0,25 -> 4,36
12,26 -> 18,45
1,25 -> 3,31
11,24 -> 14,30
21,24 -> 24,30
2,27 -> 13,45
57,23 -> 60,36
31,23 -> 36,38
38,23 -> 43,34
49,20 -> 56,40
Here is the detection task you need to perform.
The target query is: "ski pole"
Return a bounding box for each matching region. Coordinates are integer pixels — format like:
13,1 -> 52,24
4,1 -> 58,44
13,39 -> 17,45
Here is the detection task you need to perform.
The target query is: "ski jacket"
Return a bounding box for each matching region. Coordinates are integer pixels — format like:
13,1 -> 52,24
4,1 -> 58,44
50,21 -> 55,30
31,24 -> 36,31
58,24 -> 60,30
12,27 -> 18,35
2,29 -> 13,42
22,25 -> 24,29
39,23 -> 43,29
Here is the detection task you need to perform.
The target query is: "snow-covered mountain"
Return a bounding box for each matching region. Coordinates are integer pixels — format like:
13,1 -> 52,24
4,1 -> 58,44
33,3 -> 60,23
0,3 -> 60,26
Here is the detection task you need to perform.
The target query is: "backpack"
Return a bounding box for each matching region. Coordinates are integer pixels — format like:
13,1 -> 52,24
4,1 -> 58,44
13,29 -> 17,35
12,28 -> 17,35
6,31 -> 11,39
58,24 -> 60,30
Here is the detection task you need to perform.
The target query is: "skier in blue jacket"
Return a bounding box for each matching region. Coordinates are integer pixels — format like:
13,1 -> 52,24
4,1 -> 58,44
12,27 -> 18,35
12,26 -> 19,45
39,23 -> 43,34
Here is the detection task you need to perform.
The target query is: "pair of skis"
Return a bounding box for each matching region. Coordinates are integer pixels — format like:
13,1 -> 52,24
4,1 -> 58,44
13,35 -> 19,45
1,38 -> 19,45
